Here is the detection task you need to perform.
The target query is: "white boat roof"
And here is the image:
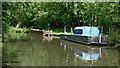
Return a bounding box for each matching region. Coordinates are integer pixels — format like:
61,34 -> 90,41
74,26 -> 97,29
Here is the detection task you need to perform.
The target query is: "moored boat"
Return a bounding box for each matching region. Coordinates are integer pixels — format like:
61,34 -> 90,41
60,26 -> 108,45
31,29 -> 53,36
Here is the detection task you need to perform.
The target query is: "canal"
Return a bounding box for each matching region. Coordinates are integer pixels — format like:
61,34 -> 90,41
2,33 -> 120,66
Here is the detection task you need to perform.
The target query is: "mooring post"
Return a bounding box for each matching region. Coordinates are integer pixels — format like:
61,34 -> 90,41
99,33 -> 102,43
99,26 -> 102,43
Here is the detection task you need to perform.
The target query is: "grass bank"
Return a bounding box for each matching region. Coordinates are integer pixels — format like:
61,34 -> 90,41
52,29 -> 71,36
9,27 -> 71,35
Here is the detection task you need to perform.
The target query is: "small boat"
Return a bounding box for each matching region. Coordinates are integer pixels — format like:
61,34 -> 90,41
31,29 -> 53,36
60,26 -> 108,45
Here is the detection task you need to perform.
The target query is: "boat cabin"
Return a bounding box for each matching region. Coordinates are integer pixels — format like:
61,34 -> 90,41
74,26 -> 99,36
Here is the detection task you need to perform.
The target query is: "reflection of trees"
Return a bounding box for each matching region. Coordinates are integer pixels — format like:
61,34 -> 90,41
3,33 -> 75,66
2,45 -> 20,66
2,33 -> 30,66
4,33 -> 30,43
0,35 -> 1,43
0,37 -> 2,67
16,38 -> 75,66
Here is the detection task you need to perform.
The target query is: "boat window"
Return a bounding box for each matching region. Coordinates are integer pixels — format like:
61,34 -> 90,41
74,29 -> 83,34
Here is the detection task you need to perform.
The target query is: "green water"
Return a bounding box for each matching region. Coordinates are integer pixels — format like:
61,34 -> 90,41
2,33 -> 119,66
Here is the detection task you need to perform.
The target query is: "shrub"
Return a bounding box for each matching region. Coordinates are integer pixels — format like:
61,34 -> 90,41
9,27 -> 30,33
108,29 -> 120,50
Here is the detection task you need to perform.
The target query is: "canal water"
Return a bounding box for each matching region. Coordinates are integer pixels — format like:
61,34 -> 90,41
2,33 -> 119,66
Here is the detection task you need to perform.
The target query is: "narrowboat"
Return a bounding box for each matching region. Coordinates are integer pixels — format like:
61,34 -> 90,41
60,26 -> 108,45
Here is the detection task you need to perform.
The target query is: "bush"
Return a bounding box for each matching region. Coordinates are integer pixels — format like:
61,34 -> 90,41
2,21 -> 10,34
108,29 -> 120,50
10,27 -> 30,33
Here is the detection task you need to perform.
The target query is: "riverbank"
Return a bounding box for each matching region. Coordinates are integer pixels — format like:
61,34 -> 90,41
7,27 -> 120,50
9,27 -> 71,36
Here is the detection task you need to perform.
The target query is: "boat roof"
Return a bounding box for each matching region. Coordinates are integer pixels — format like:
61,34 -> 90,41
74,26 -> 97,29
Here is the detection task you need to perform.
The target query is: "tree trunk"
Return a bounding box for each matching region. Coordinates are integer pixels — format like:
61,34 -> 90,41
64,25 -> 67,34
0,2 -> 2,43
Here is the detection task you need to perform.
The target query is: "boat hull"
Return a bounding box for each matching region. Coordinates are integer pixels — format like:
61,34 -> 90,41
60,34 -> 108,45
31,29 -> 53,36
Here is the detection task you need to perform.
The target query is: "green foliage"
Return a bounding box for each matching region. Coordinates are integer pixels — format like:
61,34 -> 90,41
108,29 -> 120,49
2,2 -> 119,34
9,27 -> 29,33
2,21 -> 9,34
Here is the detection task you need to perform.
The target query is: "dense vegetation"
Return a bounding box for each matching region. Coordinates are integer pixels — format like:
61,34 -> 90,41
108,29 -> 120,50
2,2 -> 120,49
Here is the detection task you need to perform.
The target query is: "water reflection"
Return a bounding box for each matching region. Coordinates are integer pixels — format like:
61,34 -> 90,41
30,33 -> 53,41
2,33 -> 119,66
60,39 -> 118,65
43,36 -> 53,41
74,50 -> 99,61
0,34 -> 2,67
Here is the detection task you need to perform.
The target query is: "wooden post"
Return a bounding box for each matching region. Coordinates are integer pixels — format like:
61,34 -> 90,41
99,26 -> 102,43
99,33 -> 102,43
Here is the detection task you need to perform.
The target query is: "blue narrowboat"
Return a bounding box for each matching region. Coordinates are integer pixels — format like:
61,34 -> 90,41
60,26 -> 108,45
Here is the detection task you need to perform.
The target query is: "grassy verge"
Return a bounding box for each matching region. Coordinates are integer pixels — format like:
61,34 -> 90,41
53,32 -> 71,35
52,29 -> 71,35
9,27 -> 71,35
